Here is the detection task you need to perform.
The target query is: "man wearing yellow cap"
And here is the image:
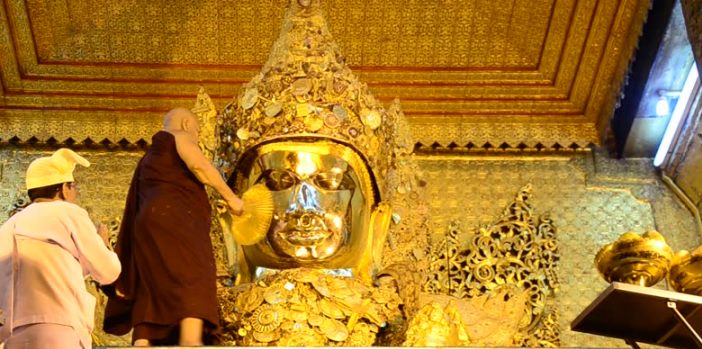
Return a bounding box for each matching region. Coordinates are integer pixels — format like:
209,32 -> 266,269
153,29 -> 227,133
0,148 -> 121,349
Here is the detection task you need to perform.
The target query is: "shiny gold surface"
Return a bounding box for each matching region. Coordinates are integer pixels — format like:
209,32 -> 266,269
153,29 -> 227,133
233,145 -> 377,276
0,0 -> 651,148
416,291 -> 528,346
669,246 -> 702,295
595,231 -> 673,287
418,152 -> 700,348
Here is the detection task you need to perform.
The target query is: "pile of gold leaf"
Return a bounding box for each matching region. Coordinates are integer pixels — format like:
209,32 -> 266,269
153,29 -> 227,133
219,268 -> 403,346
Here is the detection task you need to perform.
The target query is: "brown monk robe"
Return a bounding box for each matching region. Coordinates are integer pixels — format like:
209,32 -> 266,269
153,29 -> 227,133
103,108 -> 243,346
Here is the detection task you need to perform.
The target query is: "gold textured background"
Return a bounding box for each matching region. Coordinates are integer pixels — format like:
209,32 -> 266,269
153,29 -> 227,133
0,0 -> 650,148
0,147 -> 699,347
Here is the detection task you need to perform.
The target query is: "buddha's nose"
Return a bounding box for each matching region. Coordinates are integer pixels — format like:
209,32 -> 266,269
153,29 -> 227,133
288,181 -> 321,212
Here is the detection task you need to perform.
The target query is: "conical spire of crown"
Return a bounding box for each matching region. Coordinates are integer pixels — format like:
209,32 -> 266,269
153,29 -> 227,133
218,0 -> 394,199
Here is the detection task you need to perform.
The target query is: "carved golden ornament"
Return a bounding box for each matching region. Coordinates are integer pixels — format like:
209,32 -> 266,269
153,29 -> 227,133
218,268 -> 401,346
595,230 -> 673,287
252,328 -> 280,343
251,304 -> 282,332
319,298 -> 345,319
263,285 -> 289,305
424,184 -> 560,347
240,287 -> 265,313
668,246 -> 702,295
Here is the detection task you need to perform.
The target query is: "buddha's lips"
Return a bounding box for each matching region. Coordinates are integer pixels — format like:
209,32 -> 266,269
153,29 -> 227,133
279,227 -> 331,246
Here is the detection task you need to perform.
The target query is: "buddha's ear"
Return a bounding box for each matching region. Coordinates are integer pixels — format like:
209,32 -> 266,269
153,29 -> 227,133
353,202 -> 392,283
371,202 -> 392,268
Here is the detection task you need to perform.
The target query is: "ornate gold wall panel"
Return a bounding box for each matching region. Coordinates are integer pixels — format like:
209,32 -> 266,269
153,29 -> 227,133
0,0 -> 650,148
1,147 -> 699,347
417,151 -> 700,347
426,185 -> 560,346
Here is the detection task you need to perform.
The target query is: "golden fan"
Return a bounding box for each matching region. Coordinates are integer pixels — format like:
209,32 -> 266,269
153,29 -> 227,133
222,184 -> 274,246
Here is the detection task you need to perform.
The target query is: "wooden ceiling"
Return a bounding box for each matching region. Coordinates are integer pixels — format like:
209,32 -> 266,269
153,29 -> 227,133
0,0 -> 651,149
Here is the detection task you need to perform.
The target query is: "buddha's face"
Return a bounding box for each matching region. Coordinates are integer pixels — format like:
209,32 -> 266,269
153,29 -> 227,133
233,141 -> 375,270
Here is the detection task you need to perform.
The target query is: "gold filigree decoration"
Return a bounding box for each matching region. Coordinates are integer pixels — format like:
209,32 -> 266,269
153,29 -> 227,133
218,268 -> 403,346
425,184 -> 560,347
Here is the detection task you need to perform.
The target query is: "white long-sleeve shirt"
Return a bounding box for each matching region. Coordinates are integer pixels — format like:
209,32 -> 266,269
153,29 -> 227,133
0,200 -> 121,348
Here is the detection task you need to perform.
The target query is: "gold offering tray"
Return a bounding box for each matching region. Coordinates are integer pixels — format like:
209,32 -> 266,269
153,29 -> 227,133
572,282 -> 702,348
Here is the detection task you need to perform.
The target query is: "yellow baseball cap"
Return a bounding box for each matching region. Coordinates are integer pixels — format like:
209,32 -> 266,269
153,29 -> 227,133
26,148 -> 90,190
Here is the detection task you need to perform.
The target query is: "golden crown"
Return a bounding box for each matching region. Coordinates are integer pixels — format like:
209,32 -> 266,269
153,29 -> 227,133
217,0 -> 396,200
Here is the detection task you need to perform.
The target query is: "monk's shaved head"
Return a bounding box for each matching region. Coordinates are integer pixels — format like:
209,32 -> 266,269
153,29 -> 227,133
163,107 -> 199,131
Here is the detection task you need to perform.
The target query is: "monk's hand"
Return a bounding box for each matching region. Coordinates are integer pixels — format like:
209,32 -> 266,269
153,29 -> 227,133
227,197 -> 244,216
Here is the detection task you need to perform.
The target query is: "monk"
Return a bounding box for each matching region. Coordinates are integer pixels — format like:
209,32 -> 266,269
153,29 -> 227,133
103,108 -> 243,346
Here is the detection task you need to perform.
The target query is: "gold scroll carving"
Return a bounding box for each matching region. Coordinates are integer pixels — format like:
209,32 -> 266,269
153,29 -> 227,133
425,184 -> 560,347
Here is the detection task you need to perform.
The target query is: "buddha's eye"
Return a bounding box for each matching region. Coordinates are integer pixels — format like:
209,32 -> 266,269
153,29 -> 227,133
258,170 -> 297,191
313,171 -> 355,191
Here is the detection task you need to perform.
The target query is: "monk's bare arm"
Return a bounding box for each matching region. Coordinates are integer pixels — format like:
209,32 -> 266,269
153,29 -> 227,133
173,132 -> 244,214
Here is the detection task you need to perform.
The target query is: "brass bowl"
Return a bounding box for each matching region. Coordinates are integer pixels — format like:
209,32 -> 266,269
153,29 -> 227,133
595,231 -> 673,286
668,247 -> 702,295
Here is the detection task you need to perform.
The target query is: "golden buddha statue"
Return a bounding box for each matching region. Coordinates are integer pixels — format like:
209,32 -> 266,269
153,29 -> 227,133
209,0 -> 540,346
214,0 -> 418,286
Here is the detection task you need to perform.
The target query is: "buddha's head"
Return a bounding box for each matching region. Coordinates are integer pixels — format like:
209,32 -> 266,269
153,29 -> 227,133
226,135 -> 391,283
216,0 -> 396,282
215,0 -> 430,283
